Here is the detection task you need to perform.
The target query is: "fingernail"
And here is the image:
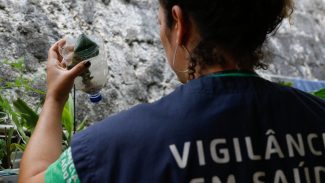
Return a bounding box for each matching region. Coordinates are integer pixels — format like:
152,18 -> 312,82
84,61 -> 91,68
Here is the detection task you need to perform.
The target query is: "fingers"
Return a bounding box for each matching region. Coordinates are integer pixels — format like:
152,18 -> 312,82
48,39 -> 66,66
57,39 -> 67,51
63,45 -> 74,52
59,45 -> 74,58
68,61 -> 91,79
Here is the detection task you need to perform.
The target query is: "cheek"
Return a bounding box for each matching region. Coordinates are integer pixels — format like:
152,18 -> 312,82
160,26 -> 167,50
160,26 -> 173,64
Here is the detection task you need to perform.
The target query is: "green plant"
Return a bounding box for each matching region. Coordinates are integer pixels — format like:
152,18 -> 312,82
0,95 -> 30,144
313,88 -> 325,99
0,106 -> 6,124
0,58 -> 89,169
13,98 -> 39,133
6,95 -> 88,152
61,95 -> 88,148
278,81 -> 293,87
2,58 -> 45,95
0,139 -> 5,167
277,81 -> 325,99
0,127 -> 16,169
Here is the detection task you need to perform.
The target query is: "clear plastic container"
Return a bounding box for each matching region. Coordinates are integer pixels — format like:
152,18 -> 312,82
59,34 -> 108,103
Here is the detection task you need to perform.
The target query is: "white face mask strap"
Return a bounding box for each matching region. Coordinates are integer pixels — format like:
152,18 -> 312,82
172,45 -> 190,73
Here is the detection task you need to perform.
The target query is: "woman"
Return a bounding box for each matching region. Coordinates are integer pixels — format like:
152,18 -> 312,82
19,0 -> 325,182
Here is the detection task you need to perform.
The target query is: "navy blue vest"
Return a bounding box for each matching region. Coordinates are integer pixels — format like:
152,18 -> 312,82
71,75 -> 325,183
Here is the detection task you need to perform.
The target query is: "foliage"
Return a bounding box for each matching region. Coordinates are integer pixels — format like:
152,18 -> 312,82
0,58 -> 88,169
3,95 -> 88,152
0,95 -> 30,144
0,128 -> 16,169
0,106 -> 6,124
62,96 -> 74,143
277,81 -> 325,99
278,81 -> 293,87
0,139 -> 5,164
1,58 -> 45,95
312,88 -> 325,99
61,94 -> 88,147
13,99 -> 39,132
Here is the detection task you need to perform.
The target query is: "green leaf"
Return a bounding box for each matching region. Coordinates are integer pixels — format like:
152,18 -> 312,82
278,81 -> 293,87
0,105 -> 6,119
5,82 -> 14,88
10,144 -> 16,153
13,98 -> 39,131
24,85 -> 46,95
313,88 -> 325,99
0,96 -> 29,143
77,116 -> 88,132
62,131 -> 70,149
61,95 -> 74,142
7,127 -> 14,140
8,58 -> 25,72
6,127 -> 15,149
4,127 -> 15,163
15,79 -> 22,87
0,139 -> 5,160
13,143 -> 26,152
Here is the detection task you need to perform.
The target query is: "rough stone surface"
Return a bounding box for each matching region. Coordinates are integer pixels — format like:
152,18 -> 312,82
0,0 -> 324,122
261,0 -> 325,80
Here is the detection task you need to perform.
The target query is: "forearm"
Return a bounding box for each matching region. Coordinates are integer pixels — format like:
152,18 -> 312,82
19,97 -> 65,182
18,39 -> 89,183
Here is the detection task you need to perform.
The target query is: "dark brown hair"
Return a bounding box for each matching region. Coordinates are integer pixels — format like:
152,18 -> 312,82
159,0 -> 294,79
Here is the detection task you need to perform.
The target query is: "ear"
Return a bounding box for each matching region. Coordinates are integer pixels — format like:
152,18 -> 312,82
171,5 -> 187,46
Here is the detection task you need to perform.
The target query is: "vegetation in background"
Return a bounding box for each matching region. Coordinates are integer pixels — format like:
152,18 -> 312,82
313,88 -> 325,99
278,81 -> 293,87
278,81 -> 325,99
0,128 -> 15,169
0,58 -> 87,170
0,105 -> 6,123
1,58 -> 45,95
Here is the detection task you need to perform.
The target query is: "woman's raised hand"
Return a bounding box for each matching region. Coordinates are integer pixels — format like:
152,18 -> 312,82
46,39 -> 91,105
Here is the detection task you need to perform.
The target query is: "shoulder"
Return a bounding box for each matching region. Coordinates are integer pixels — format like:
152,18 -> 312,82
268,80 -> 325,106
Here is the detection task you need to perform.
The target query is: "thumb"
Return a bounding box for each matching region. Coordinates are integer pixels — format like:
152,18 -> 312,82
69,61 -> 91,78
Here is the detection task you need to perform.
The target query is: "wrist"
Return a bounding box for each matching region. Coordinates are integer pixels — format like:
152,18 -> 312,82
45,94 -> 67,109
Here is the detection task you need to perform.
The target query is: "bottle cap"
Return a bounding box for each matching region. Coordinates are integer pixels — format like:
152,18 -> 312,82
89,93 -> 102,103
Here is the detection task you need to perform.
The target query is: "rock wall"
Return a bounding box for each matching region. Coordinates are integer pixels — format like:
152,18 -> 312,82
262,0 -> 325,80
0,0 -> 324,122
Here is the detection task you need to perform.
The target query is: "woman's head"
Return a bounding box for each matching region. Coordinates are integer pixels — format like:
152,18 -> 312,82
158,0 -> 294,82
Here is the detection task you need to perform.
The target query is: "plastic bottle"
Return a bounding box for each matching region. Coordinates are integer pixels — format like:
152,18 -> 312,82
59,34 -> 108,103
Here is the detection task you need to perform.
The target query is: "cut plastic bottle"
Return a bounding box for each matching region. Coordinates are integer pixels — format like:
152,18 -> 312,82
59,34 -> 108,103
